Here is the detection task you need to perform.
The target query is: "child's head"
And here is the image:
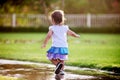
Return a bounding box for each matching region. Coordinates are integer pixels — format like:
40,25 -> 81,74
50,10 -> 65,25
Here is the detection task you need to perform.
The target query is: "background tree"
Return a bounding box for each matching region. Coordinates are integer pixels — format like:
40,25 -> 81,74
0,0 -> 58,14
64,0 -> 89,14
64,0 -> 120,14
0,0 -> 120,14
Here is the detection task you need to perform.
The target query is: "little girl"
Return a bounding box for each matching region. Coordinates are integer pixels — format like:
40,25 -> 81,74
41,10 -> 80,75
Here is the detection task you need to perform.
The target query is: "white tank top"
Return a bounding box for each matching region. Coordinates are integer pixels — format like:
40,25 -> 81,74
49,25 -> 69,47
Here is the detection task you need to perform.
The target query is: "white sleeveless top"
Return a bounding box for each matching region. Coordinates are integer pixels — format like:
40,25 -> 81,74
49,25 -> 69,47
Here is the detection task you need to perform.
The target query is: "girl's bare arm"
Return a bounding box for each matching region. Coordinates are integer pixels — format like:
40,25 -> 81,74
67,29 -> 80,38
41,30 -> 53,48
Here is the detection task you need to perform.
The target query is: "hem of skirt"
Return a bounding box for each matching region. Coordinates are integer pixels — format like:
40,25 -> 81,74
47,52 -> 68,60
47,52 -> 68,55
47,57 -> 68,60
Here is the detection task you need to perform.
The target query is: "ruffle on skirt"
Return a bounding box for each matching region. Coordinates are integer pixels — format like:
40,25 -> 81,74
47,47 -> 69,60
47,53 -> 68,60
47,47 -> 69,55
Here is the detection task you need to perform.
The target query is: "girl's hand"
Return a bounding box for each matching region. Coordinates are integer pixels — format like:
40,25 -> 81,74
41,44 -> 46,48
76,34 -> 80,38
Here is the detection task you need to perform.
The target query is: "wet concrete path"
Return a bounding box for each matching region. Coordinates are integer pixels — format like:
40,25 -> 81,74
0,59 -> 119,80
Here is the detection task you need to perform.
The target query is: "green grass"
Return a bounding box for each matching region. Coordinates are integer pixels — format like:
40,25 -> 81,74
0,33 -> 120,71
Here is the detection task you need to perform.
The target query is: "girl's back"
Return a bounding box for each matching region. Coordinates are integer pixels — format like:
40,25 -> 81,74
50,25 -> 69,47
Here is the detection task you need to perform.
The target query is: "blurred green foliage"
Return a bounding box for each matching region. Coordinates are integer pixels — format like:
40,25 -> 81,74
0,26 -> 120,33
0,0 -> 120,14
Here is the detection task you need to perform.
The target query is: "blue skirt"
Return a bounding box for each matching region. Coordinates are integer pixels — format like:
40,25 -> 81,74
47,47 -> 69,60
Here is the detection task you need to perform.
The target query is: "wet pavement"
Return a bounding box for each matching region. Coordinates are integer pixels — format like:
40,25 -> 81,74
0,59 -> 120,80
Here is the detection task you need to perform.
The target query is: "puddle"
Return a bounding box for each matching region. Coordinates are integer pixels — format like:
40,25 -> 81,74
0,64 -> 53,80
0,59 -> 120,80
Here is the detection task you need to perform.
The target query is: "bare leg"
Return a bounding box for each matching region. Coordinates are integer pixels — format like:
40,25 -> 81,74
50,59 -> 65,70
58,59 -> 65,70
50,59 -> 59,65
